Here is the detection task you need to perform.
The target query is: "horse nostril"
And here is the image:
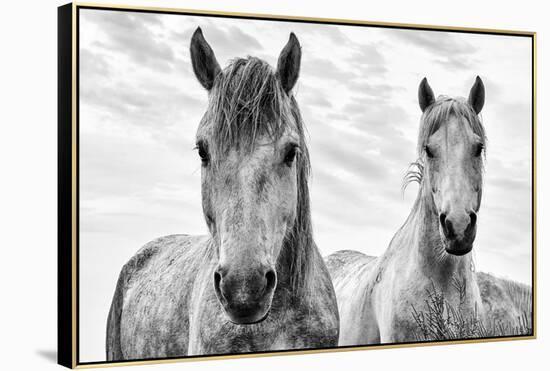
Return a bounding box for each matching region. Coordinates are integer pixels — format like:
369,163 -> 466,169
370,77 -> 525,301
264,269 -> 277,294
214,270 -> 222,288
445,219 -> 456,239
440,213 -> 457,239
439,213 -> 447,229
213,269 -> 225,299
469,212 -> 477,228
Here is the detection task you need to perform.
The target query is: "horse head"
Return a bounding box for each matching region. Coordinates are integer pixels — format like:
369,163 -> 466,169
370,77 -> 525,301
417,77 -> 486,256
190,28 -> 310,324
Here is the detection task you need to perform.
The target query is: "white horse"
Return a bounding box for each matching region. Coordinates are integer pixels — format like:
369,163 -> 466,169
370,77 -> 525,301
327,77 -> 531,345
106,28 -> 339,360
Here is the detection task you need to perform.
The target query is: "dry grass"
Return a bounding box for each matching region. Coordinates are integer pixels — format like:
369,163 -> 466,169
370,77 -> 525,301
411,278 -> 531,341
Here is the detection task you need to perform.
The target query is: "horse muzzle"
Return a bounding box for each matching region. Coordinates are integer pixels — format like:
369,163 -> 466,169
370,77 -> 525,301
439,211 -> 477,256
213,265 -> 277,324
444,240 -> 474,256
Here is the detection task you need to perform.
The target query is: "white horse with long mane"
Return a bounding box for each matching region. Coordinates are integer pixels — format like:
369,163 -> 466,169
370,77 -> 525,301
326,77 -> 532,344
106,28 -> 339,360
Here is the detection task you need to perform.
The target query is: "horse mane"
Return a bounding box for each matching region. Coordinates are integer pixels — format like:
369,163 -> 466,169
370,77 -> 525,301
206,56 -> 316,298
206,57 -> 299,160
402,96 -> 487,192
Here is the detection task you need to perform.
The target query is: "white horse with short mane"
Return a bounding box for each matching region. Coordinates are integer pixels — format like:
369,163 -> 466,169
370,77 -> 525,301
326,77 -> 532,345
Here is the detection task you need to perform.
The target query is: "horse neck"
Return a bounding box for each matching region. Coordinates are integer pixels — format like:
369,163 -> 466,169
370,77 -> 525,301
403,183 -> 475,286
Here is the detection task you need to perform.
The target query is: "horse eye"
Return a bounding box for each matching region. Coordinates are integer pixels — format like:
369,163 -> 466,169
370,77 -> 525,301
196,141 -> 209,165
283,145 -> 299,166
474,143 -> 484,157
425,145 -> 434,159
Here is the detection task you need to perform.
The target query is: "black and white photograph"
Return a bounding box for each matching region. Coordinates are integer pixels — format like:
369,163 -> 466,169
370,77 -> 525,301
59,3 -> 534,367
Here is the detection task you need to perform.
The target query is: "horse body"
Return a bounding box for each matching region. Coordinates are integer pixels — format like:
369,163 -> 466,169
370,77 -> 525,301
106,28 -> 339,361
107,234 -> 338,359
477,272 -> 532,329
373,196 -> 484,343
327,196 -> 483,344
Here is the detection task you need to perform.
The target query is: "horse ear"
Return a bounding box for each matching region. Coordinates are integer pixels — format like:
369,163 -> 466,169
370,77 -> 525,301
190,27 -> 221,91
418,77 -> 435,112
277,33 -> 301,94
468,76 -> 485,114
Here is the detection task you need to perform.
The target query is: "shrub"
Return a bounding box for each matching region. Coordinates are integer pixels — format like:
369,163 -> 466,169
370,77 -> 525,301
411,278 -> 531,341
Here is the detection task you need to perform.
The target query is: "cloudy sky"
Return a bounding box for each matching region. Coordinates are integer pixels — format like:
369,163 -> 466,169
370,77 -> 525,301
78,9 -> 533,362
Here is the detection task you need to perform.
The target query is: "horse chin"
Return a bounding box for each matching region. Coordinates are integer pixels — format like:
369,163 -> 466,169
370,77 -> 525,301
444,240 -> 473,256
223,306 -> 271,325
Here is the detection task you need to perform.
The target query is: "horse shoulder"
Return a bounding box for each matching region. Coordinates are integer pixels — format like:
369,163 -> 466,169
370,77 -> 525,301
106,234 -> 208,360
106,235 -> 169,359
367,237 -> 427,343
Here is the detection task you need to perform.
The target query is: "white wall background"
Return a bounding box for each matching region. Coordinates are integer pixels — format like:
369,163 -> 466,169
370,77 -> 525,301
0,0 -> 546,370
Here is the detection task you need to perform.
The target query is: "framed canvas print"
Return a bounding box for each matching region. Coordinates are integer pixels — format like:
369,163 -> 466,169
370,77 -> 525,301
58,2 -> 537,368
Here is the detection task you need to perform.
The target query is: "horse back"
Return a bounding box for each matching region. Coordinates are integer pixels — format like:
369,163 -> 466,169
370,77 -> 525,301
106,234 -> 210,361
477,272 -> 532,328
325,250 -> 377,282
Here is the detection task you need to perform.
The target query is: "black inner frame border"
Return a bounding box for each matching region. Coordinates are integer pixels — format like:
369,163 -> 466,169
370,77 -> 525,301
74,4 -> 536,366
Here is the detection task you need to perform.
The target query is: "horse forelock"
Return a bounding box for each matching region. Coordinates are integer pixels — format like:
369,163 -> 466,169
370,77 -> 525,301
204,56 -> 315,298
402,96 -> 487,192
205,57 -> 303,162
417,96 -> 486,155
